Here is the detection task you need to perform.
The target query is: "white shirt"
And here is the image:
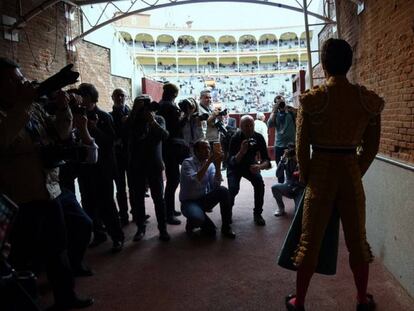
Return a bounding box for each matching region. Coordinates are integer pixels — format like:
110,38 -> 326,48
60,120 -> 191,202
254,120 -> 268,146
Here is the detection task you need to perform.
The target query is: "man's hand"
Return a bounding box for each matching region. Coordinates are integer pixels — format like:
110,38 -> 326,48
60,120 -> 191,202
213,151 -> 224,166
73,114 -> 88,131
249,164 -> 261,174
239,139 -> 249,155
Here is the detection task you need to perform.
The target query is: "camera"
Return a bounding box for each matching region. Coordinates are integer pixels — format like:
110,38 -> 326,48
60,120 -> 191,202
178,98 -> 196,114
217,108 -> 228,116
36,64 -> 79,98
247,138 -> 257,147
214,120 -> 228,136
193,112 -> 209,121
135,95 -> 160,112
277,101 -> 286,111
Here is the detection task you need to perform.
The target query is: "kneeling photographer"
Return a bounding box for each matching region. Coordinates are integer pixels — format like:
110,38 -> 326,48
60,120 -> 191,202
227,115 -> 271,226
126,95 -> 170,242
271,143 -> 304,217
0,58 -> 93,309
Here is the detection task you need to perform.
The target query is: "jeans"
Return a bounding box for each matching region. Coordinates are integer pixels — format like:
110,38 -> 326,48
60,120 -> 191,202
227,169 -> 265,215
128,168 -> 166,232
78,169 -> 124,243
114,148 -> 129,221
181,186 -> 232,229
163,146 -> 181,218
271,183 -> 304,212
274,146 -> 286,183
58,189 -> 92,270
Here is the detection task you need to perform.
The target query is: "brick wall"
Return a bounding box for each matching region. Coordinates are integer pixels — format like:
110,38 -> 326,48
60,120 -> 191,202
0,2 -> 68,81
339,0 -> 414,163
0,2 -> 131,112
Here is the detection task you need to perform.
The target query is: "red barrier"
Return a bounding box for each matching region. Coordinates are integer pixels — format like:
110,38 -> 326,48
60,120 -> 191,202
142,77 -> 163,102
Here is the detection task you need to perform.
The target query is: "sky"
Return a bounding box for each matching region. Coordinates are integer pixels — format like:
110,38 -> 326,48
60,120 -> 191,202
106,0 -> 324,30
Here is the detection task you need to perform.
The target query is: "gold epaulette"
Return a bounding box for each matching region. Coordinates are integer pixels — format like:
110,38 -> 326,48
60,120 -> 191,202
299,85 -> 328,115
357,85 -> 385,115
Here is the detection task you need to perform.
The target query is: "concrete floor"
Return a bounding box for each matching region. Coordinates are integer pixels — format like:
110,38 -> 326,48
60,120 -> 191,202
39,176 -> 414,311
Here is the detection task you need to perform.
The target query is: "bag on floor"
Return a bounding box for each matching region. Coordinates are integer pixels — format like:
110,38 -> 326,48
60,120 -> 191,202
277,190 -> 340,275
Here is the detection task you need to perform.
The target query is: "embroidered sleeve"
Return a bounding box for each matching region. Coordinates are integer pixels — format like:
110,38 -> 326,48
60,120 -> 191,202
296,105 -> 311,184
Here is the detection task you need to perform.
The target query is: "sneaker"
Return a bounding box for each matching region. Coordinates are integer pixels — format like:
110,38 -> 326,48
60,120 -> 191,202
254,214 -> 266,226
173,210 -> 182,217
274,207 -> 286,217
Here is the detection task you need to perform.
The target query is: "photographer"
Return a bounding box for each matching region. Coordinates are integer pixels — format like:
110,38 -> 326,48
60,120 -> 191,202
157,83 -> 187,224
271,143 -> 304,217
126,95 -> 170,242
267,95 -> 296,183
57,99 -> 97,278
178,97 -> 204,153
0,58 -> 93,309
198,89 -> 226,143
110,88 -> 131,226
76,83 -> 125,253
179,140 -> 235,239
227,115 -> 271,226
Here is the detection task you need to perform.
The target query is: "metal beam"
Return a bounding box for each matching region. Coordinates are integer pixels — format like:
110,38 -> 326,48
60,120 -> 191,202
302,0 -> 313,87
68,0 -> 334,45
10,0 -> 61,30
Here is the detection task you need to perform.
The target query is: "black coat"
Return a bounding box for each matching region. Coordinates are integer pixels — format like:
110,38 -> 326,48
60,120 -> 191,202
127,115 -> 169,172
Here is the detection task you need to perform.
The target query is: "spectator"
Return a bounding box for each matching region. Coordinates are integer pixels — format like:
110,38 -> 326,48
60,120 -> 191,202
179,140 -> 235,239
254,112 -> 269,146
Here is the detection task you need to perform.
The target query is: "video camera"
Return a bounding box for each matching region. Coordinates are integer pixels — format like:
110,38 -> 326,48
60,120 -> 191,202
217,108 -> 228,117
35,64 -> 79,98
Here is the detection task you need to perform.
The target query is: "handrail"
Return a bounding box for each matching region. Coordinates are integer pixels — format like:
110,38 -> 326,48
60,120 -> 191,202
375,154 -> 414,172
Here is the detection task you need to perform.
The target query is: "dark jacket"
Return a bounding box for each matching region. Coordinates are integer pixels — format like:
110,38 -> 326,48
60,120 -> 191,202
127,115 -> 169,172
81,106 -> 116,177
157,99 -> 186,142
110,104 -> 130,151
228,130 -> 271,172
